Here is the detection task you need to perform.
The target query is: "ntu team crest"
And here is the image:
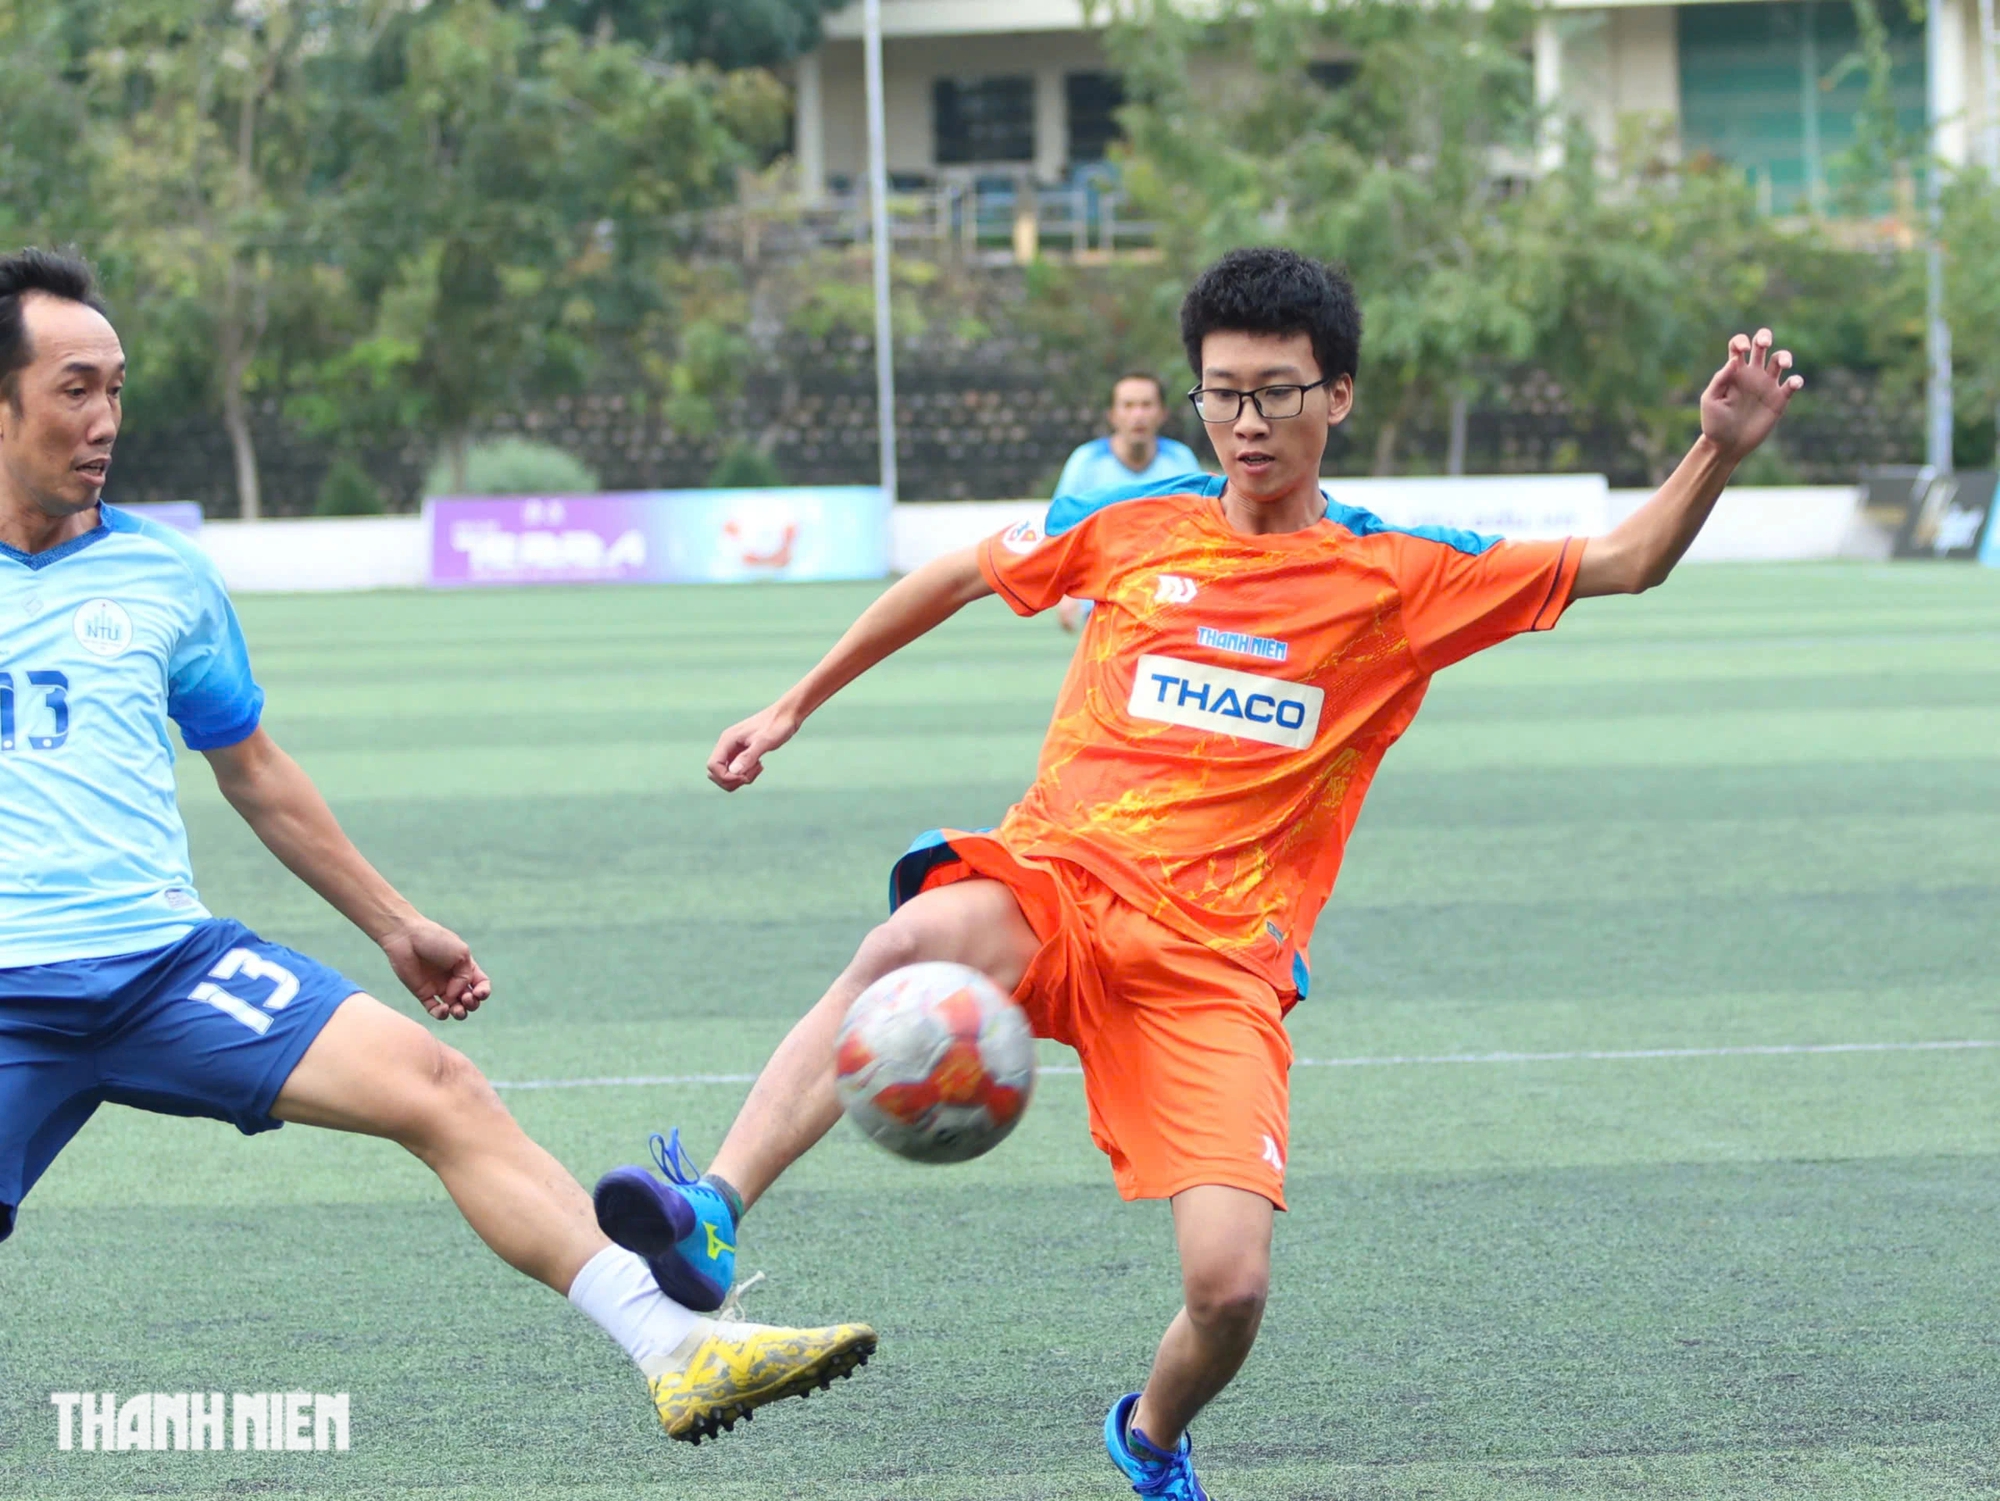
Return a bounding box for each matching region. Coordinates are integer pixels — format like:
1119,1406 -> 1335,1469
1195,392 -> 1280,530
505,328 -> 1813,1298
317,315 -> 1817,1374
73,598 -> 134,659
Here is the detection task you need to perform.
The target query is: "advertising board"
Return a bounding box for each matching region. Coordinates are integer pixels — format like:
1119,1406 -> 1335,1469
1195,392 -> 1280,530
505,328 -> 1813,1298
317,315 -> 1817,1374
1876,467 -> 1999,561
427,487 -> 890,588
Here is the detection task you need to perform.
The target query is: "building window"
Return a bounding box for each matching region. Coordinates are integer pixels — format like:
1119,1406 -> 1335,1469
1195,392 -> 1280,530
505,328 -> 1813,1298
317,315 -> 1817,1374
1066,72 -> 1126,164
1678,0 -> 1925,215
935,76 -> 1036,165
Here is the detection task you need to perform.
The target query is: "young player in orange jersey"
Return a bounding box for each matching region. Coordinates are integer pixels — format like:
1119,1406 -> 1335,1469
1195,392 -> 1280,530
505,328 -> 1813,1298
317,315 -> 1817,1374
593,248 -> 1804,1494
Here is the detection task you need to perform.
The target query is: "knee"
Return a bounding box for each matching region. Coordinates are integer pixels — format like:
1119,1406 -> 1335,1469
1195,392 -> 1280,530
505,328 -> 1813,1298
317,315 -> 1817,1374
1183,1263 -> 1269,1335
396,1037 -> 508,1151
843,889 -> 1036,995
847,918 -> 926,987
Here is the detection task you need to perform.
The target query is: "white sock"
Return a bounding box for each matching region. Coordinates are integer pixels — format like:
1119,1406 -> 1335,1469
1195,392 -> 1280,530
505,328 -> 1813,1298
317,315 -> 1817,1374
567,1246 -> 704,1379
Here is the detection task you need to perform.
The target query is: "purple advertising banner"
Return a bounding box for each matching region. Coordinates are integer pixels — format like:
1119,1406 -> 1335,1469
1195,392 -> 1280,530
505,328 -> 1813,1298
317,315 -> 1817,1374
111,500 -> 203,536
426,488 -> 889,588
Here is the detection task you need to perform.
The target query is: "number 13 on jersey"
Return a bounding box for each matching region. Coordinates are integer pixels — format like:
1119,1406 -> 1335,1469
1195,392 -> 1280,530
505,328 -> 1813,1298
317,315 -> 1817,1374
0,669 -> 70,752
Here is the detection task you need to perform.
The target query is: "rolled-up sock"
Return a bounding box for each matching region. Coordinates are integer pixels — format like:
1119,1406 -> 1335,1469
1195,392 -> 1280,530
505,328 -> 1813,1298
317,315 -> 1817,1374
567,1245 -> 702,1379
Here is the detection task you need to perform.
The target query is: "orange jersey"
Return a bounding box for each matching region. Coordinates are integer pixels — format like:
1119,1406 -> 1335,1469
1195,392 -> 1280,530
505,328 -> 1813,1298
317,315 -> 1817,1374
975,474 -> 1581,996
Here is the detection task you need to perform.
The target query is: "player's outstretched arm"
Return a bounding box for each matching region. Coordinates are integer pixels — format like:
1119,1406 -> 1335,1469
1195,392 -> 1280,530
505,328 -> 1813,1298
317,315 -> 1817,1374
708,544 -> 993,791
1574,328 -> 1805,599
202,729 -> 491,1020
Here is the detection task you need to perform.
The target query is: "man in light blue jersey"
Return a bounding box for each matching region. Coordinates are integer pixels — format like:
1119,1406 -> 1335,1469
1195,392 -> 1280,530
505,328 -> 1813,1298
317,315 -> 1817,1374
1053,371 -> 1202,499
1052,372 -> 1203,632
0,248 -> 872,1442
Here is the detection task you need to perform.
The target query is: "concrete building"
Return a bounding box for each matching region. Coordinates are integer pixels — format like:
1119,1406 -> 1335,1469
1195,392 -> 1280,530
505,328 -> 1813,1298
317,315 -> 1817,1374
792,0 -> 1991,222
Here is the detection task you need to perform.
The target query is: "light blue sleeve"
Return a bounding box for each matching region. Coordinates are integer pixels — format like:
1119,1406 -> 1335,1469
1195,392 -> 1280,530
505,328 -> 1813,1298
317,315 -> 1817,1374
167,549 -> 265,751
1053,440 -> 1101,501
1045,472 -> 1225,537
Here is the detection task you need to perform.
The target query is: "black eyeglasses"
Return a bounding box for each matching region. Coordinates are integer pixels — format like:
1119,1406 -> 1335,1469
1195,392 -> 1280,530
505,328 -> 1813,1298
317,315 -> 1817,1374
1187,378 -> 1332,424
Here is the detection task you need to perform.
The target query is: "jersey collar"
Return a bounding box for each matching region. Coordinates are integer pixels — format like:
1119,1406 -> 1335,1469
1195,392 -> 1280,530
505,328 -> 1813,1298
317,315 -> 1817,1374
1203,485 -> 1336,545
0,507 -> 110,571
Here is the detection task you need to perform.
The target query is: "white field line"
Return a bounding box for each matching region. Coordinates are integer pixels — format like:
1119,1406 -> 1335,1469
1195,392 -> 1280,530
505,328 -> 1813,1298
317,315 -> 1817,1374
487,1038 -> 2000,1091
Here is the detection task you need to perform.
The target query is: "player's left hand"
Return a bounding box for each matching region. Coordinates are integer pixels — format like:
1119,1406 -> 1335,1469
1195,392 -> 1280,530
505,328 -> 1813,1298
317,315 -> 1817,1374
1700,328 -> 1804,461
382,919 -> 491,1021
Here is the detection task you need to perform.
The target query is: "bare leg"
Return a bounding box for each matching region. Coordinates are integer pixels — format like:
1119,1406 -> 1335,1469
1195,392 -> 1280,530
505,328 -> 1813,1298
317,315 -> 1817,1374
274,993 -> 607,1293
1130,1184 -> 1275,1450
709,877 -> 1039,1209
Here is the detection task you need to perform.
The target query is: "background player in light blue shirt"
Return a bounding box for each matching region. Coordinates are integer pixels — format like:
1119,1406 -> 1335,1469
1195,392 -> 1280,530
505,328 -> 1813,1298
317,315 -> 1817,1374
0,249 -> 871,1441
1053,371 -> 1203,500
1052,372 -> 1203,633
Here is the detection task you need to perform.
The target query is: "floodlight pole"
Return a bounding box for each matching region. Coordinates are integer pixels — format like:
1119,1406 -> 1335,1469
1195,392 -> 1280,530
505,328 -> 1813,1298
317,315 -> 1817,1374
1984,0 -> 2000,454
1923,0 -> 1953,473
864,0 -> 898,504
1984,0 -> 2000,172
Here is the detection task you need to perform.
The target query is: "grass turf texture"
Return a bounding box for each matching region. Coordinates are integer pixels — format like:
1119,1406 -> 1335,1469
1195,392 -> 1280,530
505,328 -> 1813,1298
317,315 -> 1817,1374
2,562 -> 1998,1500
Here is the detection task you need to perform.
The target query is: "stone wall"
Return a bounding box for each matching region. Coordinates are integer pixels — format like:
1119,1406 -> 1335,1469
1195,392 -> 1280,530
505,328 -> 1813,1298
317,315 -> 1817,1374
107,346 -> 1921,518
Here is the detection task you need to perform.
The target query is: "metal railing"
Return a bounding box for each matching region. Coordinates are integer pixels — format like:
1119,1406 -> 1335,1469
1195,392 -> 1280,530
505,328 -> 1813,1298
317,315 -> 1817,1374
710,179 -> 1159,264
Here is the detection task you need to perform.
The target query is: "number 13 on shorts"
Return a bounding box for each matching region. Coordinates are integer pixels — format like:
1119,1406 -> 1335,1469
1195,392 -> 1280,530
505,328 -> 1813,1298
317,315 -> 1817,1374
189,948 -> 301,1036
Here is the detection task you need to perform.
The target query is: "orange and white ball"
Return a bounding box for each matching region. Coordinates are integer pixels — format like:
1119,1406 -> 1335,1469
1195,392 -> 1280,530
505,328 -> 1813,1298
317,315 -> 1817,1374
834,962 -> 1037,1164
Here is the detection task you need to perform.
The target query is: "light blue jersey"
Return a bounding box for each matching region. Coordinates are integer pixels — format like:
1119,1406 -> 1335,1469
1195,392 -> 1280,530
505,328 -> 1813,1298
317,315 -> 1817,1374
1053,436 -> 1202,502
0,505 -> 263,966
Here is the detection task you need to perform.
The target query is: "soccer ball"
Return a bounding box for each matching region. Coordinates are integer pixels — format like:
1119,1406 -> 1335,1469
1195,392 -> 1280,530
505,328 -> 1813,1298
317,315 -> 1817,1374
834,961 -> 1037,1165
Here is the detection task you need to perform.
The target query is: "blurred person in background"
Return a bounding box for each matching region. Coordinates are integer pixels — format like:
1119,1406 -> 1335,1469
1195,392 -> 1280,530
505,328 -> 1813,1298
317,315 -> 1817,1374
1054,374 -> 1202,632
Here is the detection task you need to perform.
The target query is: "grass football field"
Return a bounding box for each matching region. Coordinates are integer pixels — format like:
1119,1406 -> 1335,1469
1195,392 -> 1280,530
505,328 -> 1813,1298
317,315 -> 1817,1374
3,562 -> 1998,1500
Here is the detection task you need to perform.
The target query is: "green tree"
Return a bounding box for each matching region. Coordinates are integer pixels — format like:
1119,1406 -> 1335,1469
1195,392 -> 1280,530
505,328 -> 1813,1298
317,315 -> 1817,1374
299,2 -> 783,490
82,0 -> 353,519
0,3 -> 102,248
1943,170 -> 2000,465
1509,141 -> 1781,484
513,0 -> 844,68
1094,0 -> 1541,474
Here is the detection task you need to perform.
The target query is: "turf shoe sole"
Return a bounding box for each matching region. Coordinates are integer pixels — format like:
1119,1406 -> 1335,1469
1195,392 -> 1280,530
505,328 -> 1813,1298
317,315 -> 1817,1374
593,1166 -> 695,1253
649,1318 -> 877,1444
593,1165 -> 733,1313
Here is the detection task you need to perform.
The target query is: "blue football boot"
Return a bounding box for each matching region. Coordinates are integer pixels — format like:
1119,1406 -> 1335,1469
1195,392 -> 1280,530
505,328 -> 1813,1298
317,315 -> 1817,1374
1105,1392 -> 1211,1499
592,1129 -> 738,1314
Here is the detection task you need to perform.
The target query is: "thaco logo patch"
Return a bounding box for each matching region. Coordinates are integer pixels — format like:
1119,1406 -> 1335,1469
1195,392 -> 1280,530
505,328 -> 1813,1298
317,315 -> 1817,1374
1127,654 -> 1323,749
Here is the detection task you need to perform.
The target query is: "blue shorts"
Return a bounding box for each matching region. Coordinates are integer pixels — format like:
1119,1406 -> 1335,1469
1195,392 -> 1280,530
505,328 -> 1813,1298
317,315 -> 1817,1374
0,919 -> 362,1243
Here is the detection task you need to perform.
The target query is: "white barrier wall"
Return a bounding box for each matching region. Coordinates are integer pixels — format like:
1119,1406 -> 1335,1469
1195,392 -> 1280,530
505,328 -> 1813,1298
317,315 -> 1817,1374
189,483 -> 1880,593
1607,485 -> 1887,561
889,499 -> 1046,575
198,516 -> 428,593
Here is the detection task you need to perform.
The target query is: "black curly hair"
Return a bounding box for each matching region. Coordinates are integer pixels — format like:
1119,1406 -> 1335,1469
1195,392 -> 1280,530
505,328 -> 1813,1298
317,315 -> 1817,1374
1179,247 -> 1362,386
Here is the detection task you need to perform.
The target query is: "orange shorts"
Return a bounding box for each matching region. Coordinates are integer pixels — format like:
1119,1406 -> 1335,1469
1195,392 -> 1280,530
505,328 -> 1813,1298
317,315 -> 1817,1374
903,831 -> 1293,1208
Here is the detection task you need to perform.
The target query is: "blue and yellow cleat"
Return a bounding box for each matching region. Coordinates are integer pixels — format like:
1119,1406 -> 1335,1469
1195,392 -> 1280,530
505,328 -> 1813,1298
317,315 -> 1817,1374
1105,1393 -> 1210,1499
593,1129 -> 738,1314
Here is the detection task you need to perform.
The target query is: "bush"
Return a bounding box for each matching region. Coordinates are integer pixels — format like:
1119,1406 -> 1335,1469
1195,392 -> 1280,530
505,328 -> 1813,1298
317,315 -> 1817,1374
706,441 -> 785,489
424,438 -> 599,497
315,459 -> 386,516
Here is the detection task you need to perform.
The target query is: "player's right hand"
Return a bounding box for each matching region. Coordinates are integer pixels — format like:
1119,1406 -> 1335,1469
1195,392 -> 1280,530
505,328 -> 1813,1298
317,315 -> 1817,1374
708,705 -> 800,791
382,918 -> 491,1021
